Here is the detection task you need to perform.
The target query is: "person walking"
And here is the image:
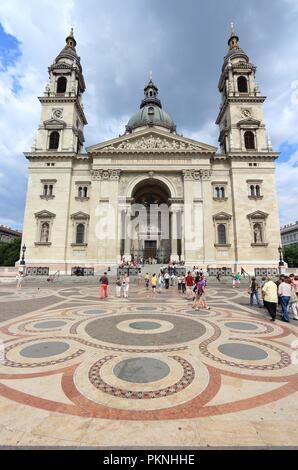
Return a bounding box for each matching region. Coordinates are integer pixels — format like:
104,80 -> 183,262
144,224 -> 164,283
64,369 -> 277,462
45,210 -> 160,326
289,282 -> 298,321
185,271 -> 194,300
259,277 -> 267,307
292,275 -> 298,298
122,273 -> 130,298
115,277 -> 122,298
16,271 -> 24,289
249,277 -> 261,307
278,277 -> 292,322
164,271 -> 170,289
181,275 -> 186,295
177,275 -> 182,292
262,276 -> 278,321
151,274 -> 157,294
144,273 -> 150,290
197,276 -> 210,310
99,272 -> 109,300
235,272 -> 241,287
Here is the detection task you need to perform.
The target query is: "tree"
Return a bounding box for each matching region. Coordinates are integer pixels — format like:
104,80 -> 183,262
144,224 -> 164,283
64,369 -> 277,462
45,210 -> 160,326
0,237 -> 21,266
283,243 -> 298,268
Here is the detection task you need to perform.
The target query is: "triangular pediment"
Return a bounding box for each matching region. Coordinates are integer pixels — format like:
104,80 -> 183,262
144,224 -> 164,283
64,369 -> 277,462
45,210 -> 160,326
237,118 -> 261,127
87,128 -> 217,154
44,118 -> 67,130
247,210 -> 269,219
213,211 -> 232,220
70,211 -> 90,220
34,210 -> 56,219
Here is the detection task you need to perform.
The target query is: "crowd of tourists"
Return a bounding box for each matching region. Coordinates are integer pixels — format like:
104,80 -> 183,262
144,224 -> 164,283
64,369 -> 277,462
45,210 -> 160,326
98,268 -> 298,322
249,274 -> 298,323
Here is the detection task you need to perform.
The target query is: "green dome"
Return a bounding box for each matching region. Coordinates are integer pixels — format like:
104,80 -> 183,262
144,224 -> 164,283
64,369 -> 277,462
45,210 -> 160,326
126,77 -> 176,132
126,105 -> 176,132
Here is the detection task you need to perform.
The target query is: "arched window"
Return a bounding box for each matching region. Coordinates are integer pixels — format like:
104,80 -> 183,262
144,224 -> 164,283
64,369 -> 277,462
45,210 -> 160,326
40,222 -> 50,243
78,186 -> 83,198
220,187 -> 225,198
49,131 -> 59,150
215,187 -> 220,198
250,185 -> 255,197
244,131 -> 255,150
43,184 -> 48,196
76,224 -> 85,244
218,224 -> 227,245
48,185 -> 53,196
255,185 -> 260,197
83,186 -> 88,197
56,76 -> 67,94
238,76 -> 248,93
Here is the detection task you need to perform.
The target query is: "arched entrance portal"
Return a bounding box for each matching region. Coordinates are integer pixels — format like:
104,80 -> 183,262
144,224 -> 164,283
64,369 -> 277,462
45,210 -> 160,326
121,179 -> 179,263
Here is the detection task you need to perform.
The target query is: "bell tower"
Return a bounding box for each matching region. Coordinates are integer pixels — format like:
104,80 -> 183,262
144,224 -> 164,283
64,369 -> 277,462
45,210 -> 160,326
34,28 -> 87,154
216,23 -> 272,155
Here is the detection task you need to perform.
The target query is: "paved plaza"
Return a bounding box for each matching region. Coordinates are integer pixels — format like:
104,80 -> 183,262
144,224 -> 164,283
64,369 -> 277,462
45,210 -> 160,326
0,279 -> 297,447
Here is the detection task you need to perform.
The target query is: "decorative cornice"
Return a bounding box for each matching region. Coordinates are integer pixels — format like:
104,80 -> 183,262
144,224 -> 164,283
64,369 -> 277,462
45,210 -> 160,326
38,96 -> 87,124
40,195 -> 55,201
227,153 -> 279,161
213,212 -> 232,221
91,169 -> 121,181
34,210 -> 56,219
89,134 -> 215,155
247,210 -> 269,220
70,211 -> 90,220
216,96 -> 266,124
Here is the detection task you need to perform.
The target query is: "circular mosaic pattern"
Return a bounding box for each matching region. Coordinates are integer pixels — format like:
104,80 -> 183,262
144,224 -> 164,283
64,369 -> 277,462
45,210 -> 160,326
218,343 -> 268,361
84,309 -> 107,315
186,310 -> 211,316
34,320 -> 67,329
20,341 -> 70,358
88,355 -> 195,399
225,322 -> 259,331
113,357 -> 170,383
85,314 -> 206,346
129,321 -> 161,330
136,307 -> 158,311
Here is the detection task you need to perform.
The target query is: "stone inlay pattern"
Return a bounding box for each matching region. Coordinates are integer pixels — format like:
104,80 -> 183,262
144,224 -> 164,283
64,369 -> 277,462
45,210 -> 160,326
129,321 -> 161,330
89,355 -> 195,399
0,283 -> 297,430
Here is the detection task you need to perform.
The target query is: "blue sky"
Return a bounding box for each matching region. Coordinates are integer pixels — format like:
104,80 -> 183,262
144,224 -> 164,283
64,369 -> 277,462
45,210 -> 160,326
0,0 -> 298,230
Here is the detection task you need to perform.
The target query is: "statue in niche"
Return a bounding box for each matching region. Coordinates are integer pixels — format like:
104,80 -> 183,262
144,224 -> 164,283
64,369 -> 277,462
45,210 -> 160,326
253,224 -> 262,243
40,223 -> 49,243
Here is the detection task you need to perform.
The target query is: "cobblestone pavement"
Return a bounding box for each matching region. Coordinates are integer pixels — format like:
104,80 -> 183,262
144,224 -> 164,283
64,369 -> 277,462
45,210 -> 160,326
0,279 -> 297,448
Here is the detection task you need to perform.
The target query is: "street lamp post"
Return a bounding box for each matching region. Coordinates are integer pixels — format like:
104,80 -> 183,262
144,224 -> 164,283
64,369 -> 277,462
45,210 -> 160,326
19,244 -> 26,275
278,245 -> 284,275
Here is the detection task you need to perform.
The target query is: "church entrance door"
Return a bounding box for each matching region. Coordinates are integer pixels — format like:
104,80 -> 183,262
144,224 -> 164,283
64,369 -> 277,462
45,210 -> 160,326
144,240 -> 157,260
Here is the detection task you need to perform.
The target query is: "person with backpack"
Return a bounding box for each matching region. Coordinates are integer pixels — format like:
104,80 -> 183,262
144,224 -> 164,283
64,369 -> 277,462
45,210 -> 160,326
249,277 -> 261,307
196,276 -> 210,310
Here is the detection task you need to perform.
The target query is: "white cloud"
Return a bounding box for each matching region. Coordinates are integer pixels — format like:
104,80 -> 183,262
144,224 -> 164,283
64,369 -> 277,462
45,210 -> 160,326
276,150 -> 298,225
0,0 -> 298,228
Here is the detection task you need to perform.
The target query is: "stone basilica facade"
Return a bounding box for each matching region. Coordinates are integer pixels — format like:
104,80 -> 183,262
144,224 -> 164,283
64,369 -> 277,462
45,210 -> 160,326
21,27 -> 281,274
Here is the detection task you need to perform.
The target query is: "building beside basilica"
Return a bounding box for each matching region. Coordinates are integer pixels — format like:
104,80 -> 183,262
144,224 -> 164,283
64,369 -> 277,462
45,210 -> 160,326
21,26 -> 281,274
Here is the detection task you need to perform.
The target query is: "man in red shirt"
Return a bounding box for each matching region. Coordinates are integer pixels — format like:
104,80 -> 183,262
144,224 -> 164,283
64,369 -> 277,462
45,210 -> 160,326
99,272 -> 109,299
185,271 -> 194,300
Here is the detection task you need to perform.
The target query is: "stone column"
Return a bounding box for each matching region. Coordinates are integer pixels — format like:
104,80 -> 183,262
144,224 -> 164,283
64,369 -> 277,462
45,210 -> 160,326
123,204 -> 132,262
170,207 -> 179,262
